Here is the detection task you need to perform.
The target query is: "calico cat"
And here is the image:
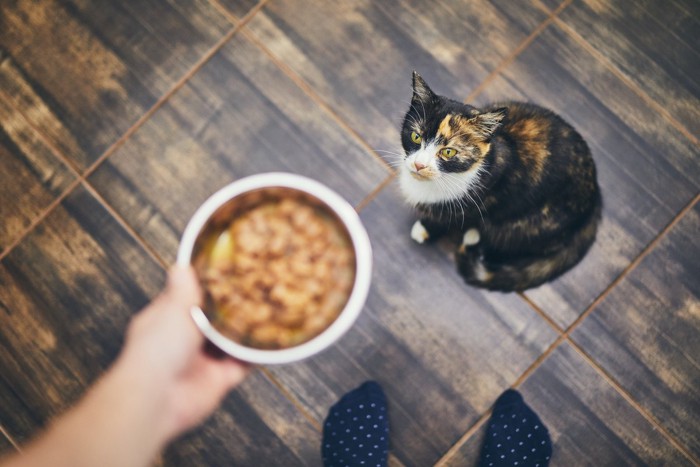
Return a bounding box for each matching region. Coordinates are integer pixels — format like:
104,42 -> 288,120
400,72 -> 601,291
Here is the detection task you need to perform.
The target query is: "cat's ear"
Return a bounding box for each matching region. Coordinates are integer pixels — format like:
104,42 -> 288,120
412,71 -> 435,104
471,107 -> 507,139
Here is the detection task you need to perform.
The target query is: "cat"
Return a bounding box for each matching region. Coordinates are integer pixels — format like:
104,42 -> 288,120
399,72 -> 601,292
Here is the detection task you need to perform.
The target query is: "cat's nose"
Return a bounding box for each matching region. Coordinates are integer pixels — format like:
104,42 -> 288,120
414,161 -> 427,172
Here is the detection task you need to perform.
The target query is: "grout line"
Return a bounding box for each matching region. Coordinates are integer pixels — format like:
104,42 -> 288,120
530,0 -> 557,15
517,292 -> 565,334
0,88 -> 85,261
239,28 -> 395,174
553,18 -> 699,147
80,0 -> 269,183
434,409 -> 492,467
80,181 -> 169,269
0,424 -> 20,453
208,0 -> 240,23
464,0 -> 573,103
566,338 -> 700,465
511,337 -> 564,389
80,37 -> 228,180
0,179 -> 81,261
258,367 -> 322,432
555,192 -> 699,340
355,174 -> 396,213
207,0 -> 253,25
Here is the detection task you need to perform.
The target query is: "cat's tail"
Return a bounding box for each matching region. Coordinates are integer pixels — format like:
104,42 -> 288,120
457,204 -> 601,292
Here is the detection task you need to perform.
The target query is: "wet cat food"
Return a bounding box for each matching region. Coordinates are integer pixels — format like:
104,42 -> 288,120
194,194 -> 356,350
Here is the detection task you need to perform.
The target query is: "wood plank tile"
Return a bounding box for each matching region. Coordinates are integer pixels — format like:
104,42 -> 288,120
472,24 -> 700,328
571,201 -> 700,458
266,186 -> 558,466
446,343 -> 694,466
0,0 -> 231,170
0,186 -> 322,464
539,0 -> 566,12
0,94 -> 75,252
0,186 -> 166,442
557,0 -> 700,137
242,0 -> 548,155
213,0 -> 261,19
88,34 -> 390,265
0,430 -> 15,457
163,372 -> 320,466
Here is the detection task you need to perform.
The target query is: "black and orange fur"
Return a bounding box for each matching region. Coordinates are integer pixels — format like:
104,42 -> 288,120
401,72 -> 601,291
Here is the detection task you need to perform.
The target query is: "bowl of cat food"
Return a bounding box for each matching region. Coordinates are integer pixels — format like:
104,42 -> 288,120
177,173 -> 372,365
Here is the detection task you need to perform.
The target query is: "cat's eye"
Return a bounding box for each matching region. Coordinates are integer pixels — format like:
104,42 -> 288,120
439,148 -> 458,159
411,131 -> 422,144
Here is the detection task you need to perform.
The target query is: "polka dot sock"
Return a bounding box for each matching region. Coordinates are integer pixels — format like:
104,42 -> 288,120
321,381 -> 389,467
478,389 -> 552,467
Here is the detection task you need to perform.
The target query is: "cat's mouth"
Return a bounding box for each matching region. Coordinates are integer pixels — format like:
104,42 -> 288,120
409,171 -> 433,181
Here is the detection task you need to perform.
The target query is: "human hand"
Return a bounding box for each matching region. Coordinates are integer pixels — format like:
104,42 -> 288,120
0,266 -> 249,467
118,265 -> 249,442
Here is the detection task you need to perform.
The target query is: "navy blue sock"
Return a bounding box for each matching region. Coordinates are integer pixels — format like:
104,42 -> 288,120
478,390 -> 552,467
322,381 -> 389,467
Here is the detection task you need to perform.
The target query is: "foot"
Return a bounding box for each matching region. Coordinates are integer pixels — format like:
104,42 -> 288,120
411,220 -> 429,244
322,381 -> 389,466
477,390 -> 552,467
458,228 -> 480,253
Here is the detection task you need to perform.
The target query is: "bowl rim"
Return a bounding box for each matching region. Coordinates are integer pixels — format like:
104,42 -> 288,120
177,172 -> 372,364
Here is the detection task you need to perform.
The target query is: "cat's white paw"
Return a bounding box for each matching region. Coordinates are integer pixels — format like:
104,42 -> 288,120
411,220 -> 429,244
462,228 -> 480,247
458,228 -> 480,253
474,259 -> 493,282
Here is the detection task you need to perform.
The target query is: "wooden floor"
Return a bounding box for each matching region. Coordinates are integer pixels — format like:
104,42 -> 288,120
1,0 -> 698,465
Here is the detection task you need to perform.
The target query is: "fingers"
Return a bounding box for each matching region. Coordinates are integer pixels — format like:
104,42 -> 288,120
189,354 -> 251,407
220,359 -> 251,389
201,344 -> 251,388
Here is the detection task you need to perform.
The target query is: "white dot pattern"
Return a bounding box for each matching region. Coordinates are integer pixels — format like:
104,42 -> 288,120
322,382 -> 389,467
477,390 -> 552,467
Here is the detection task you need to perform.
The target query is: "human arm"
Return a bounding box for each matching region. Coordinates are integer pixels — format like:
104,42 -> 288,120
1,266 -> 248,467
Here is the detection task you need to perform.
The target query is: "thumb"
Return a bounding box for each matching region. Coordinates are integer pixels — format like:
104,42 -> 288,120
165,265 -> 201,308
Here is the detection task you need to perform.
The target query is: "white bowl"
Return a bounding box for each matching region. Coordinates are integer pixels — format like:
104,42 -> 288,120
177,173 -> 372,365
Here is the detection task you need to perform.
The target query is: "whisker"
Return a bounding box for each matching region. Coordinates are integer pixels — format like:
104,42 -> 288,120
442,175 -> 468,228
374,149 -> 405,157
